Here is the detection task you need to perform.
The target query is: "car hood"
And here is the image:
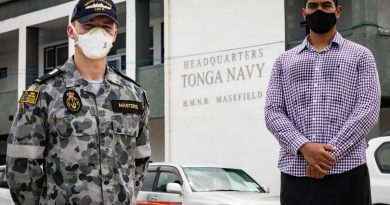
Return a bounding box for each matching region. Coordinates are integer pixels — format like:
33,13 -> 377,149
186,192 -> 280,205
0,188 -> 14,204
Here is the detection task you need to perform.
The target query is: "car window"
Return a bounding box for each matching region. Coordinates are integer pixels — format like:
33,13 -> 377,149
141,171 -> 157,191
183,167 -> 264,193
155,171 -> 181,192
375,142 -> 390,173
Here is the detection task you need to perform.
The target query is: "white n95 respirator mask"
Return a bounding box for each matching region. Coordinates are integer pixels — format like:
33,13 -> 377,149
70,25 -> 114,60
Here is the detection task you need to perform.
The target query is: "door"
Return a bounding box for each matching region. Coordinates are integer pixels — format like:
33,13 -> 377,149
137,166 -> 183,205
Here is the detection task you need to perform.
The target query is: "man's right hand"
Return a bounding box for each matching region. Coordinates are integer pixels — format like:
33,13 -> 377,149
299,143 -> 337,175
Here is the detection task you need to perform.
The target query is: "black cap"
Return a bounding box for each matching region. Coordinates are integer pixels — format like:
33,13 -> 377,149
71,0 -> 119,24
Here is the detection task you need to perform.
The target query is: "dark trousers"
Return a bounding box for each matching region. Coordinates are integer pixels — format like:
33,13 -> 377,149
281,164 -> 372,205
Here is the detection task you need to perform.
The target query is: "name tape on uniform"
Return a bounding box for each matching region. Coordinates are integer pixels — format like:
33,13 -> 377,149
19,90 -> 40,105
112,100 -> 143,114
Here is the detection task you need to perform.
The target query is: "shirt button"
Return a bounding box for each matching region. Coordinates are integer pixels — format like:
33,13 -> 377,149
313,100 -> 317,103
313,118 -> 316,121
314,83 -> 318,87
312,135 -> 316,139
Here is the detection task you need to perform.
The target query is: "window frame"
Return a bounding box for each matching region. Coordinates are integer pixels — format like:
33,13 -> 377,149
140,165 -> 159,191
154,166 -> 183,193
44,43 -> 68,73
55,44 -> 69,68
374,142 -> 390,174
0,67 -> 7,79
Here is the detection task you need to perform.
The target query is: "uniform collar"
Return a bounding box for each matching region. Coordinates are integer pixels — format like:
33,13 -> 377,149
297,32 -> 344,54
105,67 -> 123,87
61,57 -> 123,88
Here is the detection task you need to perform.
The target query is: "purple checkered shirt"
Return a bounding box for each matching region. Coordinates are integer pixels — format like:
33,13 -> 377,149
265,32 -> 381,177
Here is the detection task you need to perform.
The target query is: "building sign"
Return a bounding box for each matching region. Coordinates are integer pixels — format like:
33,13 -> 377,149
165,0 -> 285,193
180,47 -> 266,107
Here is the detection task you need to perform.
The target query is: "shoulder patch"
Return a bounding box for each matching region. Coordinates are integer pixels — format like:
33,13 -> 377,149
19,90 -> 40,105
33,68 -> 62,84
111,68 -> 140,87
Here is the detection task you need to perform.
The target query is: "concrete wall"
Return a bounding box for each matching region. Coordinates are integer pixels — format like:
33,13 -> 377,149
0,50 -> 17,137
149,118 -> 165,162
137,64 -> 164,118
165,0 -> 284,193
380,108 -> 390,136
0,51 -> 18,91
0,51 -> 18,135
0,0 -> 72,21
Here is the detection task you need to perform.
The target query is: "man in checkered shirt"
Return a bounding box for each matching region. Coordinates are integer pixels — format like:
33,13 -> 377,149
265,0 -> 381,204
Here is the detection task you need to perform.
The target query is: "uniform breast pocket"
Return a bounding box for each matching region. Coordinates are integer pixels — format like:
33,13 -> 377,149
53,116 -> 97,164
111,115 -> 140,168
55,116 -> 97,139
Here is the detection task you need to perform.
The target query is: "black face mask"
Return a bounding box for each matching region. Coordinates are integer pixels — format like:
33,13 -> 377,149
306,10 -> 337,34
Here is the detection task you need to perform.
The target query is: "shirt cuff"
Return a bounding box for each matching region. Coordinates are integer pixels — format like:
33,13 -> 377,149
328,142 -> 341,159
290,135 -> 310,156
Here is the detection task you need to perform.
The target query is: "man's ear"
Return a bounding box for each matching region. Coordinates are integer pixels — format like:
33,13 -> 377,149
301,8 -> 307,21
336,5 -> 343,19
67,24 -> 77,40
112,26 -> 118,43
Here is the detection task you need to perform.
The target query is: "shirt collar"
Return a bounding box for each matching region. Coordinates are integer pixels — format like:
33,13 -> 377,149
297,32 -> 344,54
62,58 -> 84,88
105,67 -> 123,87
61,57 -> 123,88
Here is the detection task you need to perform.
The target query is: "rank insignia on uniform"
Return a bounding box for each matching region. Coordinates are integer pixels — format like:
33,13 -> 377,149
63,90 -> 82,113
19,90 -> 40,105
112,100 -> 143,114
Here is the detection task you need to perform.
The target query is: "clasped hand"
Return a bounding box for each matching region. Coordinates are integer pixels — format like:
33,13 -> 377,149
299,143 -> 337,179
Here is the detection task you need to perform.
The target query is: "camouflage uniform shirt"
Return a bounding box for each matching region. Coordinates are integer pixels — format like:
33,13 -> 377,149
6,58 -> 151,205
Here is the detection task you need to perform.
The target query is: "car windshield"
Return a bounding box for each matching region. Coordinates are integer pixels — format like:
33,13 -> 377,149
183,167 -> 265,193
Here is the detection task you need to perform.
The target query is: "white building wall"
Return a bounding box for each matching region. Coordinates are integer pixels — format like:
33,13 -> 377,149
0,51 -> 18,91
165,0 -> 285,193
0,51 -> 18,135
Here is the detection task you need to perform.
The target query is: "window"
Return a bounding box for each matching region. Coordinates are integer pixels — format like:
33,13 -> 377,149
44,43 -> 68,73
108,55 -> 126,72
141,171 -> 157,191
375,142 -> 390,173
148,26 -> 154,65
183,167 -> 264,193
56,44 -> 68,67
156,171 -> 181,192
378,0 -> 390,35
0,67 -> 7,79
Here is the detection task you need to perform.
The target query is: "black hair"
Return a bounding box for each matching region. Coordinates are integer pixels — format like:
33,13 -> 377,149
304,0 -> 338,6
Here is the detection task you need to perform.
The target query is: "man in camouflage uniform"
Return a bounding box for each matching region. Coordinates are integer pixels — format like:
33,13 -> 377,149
6,0 -> 151,204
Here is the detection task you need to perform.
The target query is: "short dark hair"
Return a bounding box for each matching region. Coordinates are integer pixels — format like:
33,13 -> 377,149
304,0 -> 338,6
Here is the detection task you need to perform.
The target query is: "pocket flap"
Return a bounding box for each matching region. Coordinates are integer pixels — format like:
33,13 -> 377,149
111,115 -> 139,136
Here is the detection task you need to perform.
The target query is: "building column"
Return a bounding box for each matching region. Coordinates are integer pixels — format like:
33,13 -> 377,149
136,0 -> 150,69
26,27 -> 39,86
126,0 -> 150,79
126,0 -> 136,79
17,27 -> 26,97
152,20 -> 162,65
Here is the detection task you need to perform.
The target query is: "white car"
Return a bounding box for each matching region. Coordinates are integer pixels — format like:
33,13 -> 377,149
0,165 -> 14,205
367,136 -> 390,205
136,163 -> 280,205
